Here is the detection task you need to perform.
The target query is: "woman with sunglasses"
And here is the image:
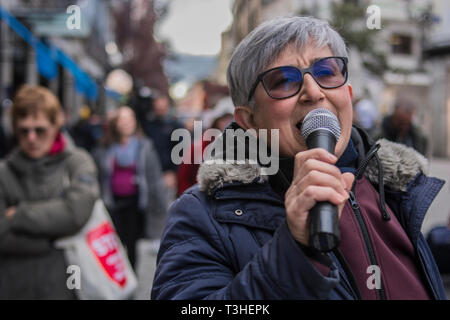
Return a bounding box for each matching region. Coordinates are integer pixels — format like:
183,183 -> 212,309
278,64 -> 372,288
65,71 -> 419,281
152,16 -> 446,300
0,85 -> 99,299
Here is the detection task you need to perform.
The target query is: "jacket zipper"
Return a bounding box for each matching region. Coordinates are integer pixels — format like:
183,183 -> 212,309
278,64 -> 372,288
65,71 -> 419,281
349,190 -> 387,300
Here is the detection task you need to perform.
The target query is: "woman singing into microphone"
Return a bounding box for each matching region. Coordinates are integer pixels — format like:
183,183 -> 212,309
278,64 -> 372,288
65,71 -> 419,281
151,16 -> 446,300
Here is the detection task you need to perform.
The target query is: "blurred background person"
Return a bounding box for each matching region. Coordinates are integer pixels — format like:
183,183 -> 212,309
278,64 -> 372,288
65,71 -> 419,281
0,85 -> 99,299
69,105 -> 104,154
177,96 -> 234,196
373,97 -> 428,156
143,93 -> 184,201
353,96 -> 380,136
93,106 -> 168,268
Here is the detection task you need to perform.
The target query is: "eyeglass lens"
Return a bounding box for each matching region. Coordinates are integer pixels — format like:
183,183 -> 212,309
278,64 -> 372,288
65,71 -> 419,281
262,57 -> 346,99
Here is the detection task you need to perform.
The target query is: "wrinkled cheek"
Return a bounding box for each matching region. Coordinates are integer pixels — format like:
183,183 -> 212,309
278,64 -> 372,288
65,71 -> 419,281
276,128 -> 301,157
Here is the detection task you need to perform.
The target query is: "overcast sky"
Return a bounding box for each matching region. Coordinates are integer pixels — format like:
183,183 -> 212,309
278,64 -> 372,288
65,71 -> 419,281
156,0 -> 233,56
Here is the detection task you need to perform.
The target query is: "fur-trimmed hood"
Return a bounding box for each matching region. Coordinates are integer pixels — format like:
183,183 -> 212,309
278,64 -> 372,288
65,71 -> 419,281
197,137 -> 429,195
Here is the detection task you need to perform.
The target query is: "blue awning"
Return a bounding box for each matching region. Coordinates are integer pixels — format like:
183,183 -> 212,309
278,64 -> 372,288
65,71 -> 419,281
0,5 -> 98,101
51,44 -> 98,101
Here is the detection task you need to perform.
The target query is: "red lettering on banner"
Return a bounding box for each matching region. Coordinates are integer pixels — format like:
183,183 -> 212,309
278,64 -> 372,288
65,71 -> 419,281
86,222 -> 127,287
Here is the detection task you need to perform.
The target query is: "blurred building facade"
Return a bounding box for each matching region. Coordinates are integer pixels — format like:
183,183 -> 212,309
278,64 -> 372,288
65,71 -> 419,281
215,0 -> 298,85
425,0 -> 450,158
0,0 -> 117,126
215,0 -> 450,158
113,0 -> 169,98
0,0 -> 168,124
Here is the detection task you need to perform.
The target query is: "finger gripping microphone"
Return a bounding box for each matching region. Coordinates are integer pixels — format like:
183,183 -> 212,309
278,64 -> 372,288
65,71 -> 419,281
301,108 -> 341,252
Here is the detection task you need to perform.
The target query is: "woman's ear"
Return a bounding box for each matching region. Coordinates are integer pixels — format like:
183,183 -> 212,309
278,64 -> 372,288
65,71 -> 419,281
347,83 -> 354,100
234,106 -> 257,131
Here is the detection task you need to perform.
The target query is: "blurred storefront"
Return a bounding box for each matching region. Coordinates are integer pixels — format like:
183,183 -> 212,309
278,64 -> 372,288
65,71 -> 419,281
0,0 -> 118,127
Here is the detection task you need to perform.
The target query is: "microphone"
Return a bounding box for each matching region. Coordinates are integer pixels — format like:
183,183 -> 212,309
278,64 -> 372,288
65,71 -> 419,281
301,108 -> 341,252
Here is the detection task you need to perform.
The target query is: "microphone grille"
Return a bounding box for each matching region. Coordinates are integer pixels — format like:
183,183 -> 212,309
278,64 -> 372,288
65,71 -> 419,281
301,108 -> 341,142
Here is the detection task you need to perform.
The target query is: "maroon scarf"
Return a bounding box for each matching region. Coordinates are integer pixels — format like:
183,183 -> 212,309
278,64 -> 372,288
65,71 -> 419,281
48,132 -> 66,156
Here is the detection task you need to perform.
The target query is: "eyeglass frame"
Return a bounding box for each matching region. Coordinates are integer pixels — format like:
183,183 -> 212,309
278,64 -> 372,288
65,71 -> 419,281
16,126 -> 50,139
247,56 -> 349,102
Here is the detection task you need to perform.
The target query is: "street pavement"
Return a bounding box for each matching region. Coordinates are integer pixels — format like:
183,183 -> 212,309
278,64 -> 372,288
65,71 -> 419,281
133,157 -> 450,300
134,240 -> 158,300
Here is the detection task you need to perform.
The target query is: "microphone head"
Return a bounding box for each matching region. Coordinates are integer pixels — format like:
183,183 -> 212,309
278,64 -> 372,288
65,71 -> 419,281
301,108 -> 341,143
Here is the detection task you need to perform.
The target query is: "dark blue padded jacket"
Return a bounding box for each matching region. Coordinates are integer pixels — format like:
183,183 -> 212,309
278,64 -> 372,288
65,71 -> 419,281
151,127 -> 447,300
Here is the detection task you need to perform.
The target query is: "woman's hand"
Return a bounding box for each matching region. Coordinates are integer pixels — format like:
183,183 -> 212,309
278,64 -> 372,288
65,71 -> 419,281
284,148 -> 354,246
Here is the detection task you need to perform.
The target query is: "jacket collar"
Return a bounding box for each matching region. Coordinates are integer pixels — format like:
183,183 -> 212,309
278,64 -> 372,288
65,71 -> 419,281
198,126 -> 443,238
197,125 -> 430,196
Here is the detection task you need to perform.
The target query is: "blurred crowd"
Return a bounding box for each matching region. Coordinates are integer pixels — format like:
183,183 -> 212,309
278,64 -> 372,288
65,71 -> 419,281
0,83 -> 234,299
352,95 -> 428,156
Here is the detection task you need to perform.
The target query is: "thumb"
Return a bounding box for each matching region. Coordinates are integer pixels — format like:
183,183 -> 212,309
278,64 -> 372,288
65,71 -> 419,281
337,172 -> 355,220
342,172 -> 355,192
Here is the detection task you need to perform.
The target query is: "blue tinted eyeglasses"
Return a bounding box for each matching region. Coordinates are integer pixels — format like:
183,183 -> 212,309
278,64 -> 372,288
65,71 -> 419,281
247,56 -> 348,101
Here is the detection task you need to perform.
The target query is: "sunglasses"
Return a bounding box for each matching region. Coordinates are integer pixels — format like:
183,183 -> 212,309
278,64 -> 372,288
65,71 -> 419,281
247,56 -> 348,101
17,126 -> 49,138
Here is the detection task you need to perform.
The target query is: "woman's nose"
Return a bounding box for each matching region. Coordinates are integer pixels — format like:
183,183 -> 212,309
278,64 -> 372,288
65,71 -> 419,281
298,73 -> 325,105
26,130 -> 38,141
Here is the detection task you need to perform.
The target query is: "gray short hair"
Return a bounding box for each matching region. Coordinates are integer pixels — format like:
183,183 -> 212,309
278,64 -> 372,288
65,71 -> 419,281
227,16 -> 348,109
